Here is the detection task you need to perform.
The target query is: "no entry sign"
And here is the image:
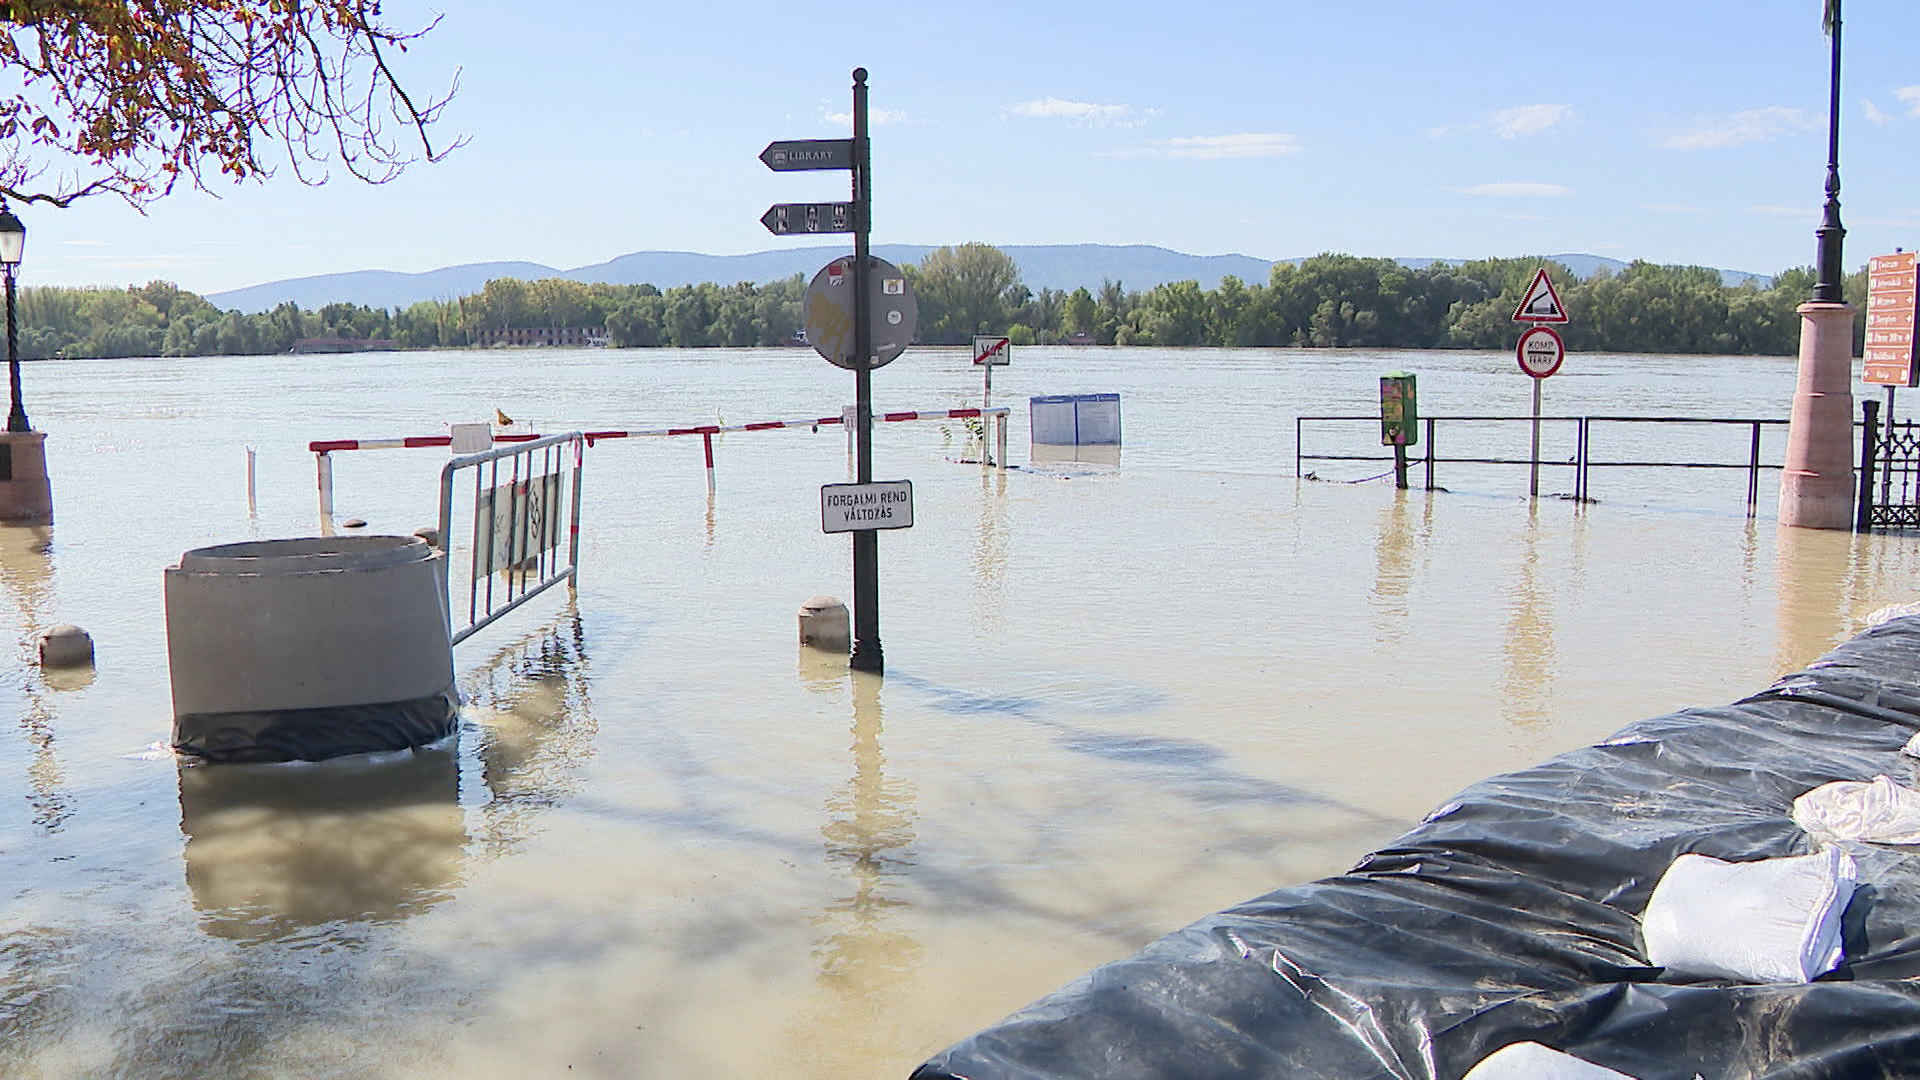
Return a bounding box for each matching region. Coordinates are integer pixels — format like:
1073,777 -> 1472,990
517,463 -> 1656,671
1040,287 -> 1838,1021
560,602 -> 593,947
1516,326 -> 1565,379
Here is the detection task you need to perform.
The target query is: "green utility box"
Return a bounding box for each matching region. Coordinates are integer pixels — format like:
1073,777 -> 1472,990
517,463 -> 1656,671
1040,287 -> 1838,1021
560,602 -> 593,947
1380,372 -> 1418,447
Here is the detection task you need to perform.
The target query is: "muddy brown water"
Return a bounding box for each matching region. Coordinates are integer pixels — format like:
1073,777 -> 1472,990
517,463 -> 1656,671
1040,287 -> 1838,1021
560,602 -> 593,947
2,346 -> 1916,1078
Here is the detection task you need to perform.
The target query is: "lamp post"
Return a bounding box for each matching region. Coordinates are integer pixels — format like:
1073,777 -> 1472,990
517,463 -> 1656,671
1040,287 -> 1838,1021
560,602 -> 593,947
1812,0 -> 1845,303
1778,0 -> 1857,529
0,203 -> 26,433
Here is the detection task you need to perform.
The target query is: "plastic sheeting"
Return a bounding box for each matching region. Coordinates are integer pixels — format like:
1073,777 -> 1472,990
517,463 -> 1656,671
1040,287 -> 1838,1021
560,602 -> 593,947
912,618 -> 1920,1080
172,690 -> 459,763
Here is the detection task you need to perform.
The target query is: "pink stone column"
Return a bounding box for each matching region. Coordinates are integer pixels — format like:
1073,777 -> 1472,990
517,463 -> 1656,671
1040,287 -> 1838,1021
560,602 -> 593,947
1779,302 -> 1858,529
0,430 -> 51,523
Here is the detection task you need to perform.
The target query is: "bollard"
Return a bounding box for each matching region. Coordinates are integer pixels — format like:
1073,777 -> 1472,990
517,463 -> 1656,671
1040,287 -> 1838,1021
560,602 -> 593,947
38,624 -> 93,668
798,595 -> 850,653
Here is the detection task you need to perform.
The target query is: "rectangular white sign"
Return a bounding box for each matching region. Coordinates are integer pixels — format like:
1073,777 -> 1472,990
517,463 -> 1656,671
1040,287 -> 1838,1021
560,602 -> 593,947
820,480 -> 914,533
972,335 -> 1012,366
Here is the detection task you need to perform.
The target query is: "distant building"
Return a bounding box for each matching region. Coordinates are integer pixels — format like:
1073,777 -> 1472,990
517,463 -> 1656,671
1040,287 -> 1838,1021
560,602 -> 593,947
290,337 -> 400,354
475,326 -> 609,348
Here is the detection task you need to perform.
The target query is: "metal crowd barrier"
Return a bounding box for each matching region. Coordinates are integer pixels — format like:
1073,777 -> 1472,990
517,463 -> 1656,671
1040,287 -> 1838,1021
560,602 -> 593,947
437,432 -> 585,645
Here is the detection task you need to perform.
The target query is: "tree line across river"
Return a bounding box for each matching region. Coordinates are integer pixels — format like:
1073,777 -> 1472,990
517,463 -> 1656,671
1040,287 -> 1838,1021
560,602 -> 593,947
12,243 -> 1875,360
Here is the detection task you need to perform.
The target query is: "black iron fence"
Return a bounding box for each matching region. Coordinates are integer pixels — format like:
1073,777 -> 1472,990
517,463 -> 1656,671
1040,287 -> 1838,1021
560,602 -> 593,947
1295,415 -> 1788,518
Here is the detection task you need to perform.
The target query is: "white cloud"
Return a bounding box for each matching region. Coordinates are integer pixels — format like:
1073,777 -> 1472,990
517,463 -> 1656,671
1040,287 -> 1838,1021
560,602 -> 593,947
1456,182 -> 1573,197
1007,97 -> 1154,127
821,107 -> 909,127
1865,98 -> 1895,125
1492,104 -> 1573,138
1431,103 -> 1572,139
1656,106 -> 1817,150
1899,86 -> 1920,118
1102,133 -> 1300,160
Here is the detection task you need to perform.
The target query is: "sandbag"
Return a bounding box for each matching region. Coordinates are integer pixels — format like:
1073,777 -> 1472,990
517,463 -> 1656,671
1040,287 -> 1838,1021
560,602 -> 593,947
1461,1042 -> 1639,1080
1640,848 -> 1856,984
1792,775 -> 1920,845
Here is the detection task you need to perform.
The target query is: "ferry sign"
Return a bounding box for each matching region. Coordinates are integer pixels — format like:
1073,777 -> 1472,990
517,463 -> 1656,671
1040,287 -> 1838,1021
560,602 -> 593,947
821,480 -> 914,533
1865,251 -> 1919,388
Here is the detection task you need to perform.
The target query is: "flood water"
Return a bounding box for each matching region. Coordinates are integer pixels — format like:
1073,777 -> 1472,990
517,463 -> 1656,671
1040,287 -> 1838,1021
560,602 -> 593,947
3,344 -> 1918,1078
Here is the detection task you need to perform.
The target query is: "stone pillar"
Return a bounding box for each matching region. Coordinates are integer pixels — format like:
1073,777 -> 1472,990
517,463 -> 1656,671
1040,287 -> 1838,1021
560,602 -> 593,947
1779,302 -> 1858,530
0,430 -> 52,523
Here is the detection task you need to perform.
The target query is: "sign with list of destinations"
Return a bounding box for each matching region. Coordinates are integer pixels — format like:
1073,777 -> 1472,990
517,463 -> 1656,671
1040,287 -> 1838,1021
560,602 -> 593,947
1865,251 -> 1919,388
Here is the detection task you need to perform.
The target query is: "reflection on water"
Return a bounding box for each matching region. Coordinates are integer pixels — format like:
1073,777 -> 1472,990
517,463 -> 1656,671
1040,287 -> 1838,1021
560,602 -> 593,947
459,611 -> 597,857
0,524 -> 72,831
1500,503 -> 1557,730
1773,524 -> 1862,677
178,747 -> 465,941
1369,489 -> 1417,636
796,669 -> 921,1074
971,466 -> 1010,627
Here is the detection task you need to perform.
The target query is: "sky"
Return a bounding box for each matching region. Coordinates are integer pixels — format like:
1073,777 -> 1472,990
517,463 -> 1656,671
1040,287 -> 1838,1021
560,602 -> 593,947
17,0 -> 1920,296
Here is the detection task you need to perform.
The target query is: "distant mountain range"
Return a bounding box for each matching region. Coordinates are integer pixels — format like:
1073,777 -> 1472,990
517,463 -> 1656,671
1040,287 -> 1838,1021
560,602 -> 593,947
203,244 -> 1772,314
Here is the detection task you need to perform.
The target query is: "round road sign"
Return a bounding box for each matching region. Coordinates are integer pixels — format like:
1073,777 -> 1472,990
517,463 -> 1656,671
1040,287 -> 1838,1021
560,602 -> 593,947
803,256 -> 918,370
1515,326 -> 1565,379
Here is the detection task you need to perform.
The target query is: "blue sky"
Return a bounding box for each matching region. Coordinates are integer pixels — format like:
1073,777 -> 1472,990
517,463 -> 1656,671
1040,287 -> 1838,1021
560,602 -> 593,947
22,0 -> 1920,295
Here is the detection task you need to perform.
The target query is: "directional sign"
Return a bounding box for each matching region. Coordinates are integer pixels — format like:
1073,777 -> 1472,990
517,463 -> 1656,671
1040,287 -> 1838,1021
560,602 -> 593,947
1512,267 -> 1570,324
761,202 -> 854,236
760,139 -> 854,172
1516,325 -> 1565,379
821,480 -> 914,533
803,255 -> 917,370
1866,251 -> 1920,387
972,335 -> 1011,366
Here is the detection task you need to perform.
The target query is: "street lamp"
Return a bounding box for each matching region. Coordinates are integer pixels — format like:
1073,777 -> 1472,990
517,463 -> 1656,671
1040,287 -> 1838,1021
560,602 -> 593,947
1812,0 -> 1845,303
0,203 -> 26,433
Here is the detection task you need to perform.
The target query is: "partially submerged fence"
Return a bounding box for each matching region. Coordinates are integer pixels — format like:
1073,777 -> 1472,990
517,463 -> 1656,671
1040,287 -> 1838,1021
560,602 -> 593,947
437,432 -> 584,645
1295,414 -> 1789,517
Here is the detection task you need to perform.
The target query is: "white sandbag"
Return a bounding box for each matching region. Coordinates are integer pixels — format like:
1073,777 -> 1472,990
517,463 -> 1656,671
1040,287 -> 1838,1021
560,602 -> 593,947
1462,1041 -> 1637,1080
1902,729 -> 1920,759
1793,774 -> 1920,845
1641,847 -> 1856,984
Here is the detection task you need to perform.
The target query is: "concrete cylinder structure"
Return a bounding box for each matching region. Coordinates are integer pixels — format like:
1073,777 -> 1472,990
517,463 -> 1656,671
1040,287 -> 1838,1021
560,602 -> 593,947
799,594 -> 850,653
166,535 -> 456,763
0,430 -> 52,523
1779,302 -> 1858,530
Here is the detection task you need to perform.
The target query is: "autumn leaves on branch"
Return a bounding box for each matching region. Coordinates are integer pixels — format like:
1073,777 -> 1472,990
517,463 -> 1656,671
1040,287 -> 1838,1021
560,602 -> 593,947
0,0 -> 457,207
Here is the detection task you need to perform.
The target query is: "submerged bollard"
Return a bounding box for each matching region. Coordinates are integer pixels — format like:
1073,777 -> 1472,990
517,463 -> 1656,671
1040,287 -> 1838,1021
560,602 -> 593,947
798,595 -> 850,653
38,624 -> 92,668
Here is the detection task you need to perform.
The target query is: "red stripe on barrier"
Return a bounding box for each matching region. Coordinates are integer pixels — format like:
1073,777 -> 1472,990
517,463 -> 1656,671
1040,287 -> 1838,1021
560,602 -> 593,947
309,440 -> 356,453
403,436 -> 453,448
585,430 -> 629,440
819,416 -> 844,425
743,422 -> 786,431
947,408 -> 982,418
883,411 -> 919,422
497,433 -> 541,443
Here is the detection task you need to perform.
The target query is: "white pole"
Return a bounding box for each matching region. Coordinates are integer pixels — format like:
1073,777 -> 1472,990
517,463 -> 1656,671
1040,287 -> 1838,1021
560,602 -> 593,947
1529,379 -> 1543,499
316,451 -> 334,521
843,404 -> 857,480
245,446 -> 257,515
996,410 -> 1009,470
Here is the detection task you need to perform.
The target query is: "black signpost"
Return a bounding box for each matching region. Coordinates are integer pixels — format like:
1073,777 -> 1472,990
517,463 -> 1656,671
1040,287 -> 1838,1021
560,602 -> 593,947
761,68 -> 887,673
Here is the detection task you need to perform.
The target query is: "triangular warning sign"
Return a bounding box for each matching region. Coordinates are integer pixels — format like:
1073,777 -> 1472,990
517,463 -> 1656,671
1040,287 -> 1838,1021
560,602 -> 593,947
1512,267 -> 1569,324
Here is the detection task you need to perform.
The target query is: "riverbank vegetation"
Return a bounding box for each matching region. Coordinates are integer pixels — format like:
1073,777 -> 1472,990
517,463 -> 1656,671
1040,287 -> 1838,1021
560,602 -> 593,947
14,244 -> 1869,359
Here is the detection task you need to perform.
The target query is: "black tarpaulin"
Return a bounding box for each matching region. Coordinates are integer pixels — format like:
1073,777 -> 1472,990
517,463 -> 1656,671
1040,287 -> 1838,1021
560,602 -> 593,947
912,618 -> 1920,1080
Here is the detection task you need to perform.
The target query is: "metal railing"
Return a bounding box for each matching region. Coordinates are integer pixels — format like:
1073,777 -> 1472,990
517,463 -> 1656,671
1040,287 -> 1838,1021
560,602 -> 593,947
1295,415 -> 1790,517
438,432 -> 585,645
